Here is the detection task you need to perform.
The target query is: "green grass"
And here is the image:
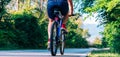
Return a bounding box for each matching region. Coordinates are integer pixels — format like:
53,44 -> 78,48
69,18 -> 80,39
88,50 -> 120,57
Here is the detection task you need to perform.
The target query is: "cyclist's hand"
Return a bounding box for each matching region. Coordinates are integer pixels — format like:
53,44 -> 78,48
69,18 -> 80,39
68,14 -> 75,17
68,12 -> 73,17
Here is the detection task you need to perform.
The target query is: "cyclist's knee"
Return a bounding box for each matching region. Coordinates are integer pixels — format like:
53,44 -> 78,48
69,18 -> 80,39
49,18 -> 54,23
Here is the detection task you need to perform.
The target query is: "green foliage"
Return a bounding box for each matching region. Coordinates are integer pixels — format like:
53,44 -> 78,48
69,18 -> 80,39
93,37 -> 102,48
103,20 -> 120,53
81,0 -> 95,13
10,10 -> 47,49
89,50 -> 120,57
73,0 -> 95,13
0,0 -> 90,49
66,19 -> 89,48
0,0 -> 11,19
0,30 -> 16,49
101,37 -> 108,48
80,0 -> 120,53
0,29 -> 29,49
0,9 -> 48,49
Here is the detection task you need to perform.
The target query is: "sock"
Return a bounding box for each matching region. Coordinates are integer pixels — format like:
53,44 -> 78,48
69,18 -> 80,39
62,24 -> 66,29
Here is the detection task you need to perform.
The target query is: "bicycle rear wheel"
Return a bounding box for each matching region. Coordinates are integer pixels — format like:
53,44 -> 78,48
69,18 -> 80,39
60,30 -> 65,55
50,21 -> 58,56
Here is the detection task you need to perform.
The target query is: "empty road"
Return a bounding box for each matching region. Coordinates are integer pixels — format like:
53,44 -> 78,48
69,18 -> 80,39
0,48 -> 93,57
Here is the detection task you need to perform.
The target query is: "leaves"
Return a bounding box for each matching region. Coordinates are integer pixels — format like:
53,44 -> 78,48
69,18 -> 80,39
106,0 -> 120,12
0,0 -> 91,49
80,0 -> 120,53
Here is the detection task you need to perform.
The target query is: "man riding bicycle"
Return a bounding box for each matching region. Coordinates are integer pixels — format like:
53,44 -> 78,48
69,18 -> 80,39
47,0 -> 73,49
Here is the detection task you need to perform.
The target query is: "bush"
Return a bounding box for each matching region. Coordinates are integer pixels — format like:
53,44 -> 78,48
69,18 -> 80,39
66,31 -> 88,48
11,11 -> 47,49
103,21 -> 120,53
0,30 -> 18,49
112,35 -> 120,53
65,19 -> 89,48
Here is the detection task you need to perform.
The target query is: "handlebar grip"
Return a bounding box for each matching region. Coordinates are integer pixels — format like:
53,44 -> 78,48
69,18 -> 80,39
69,13 -> 81,20
68,14 -> 76,17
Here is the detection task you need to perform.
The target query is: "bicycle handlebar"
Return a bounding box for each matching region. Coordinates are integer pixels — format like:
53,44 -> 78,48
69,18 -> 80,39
69,13 -> 81,16
68,14 -> 76,17
68,13 -> 81,20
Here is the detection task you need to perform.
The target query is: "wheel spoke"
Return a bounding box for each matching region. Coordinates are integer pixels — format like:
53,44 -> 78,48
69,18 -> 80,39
50,22 -> 58,56
60,31 -> 65,55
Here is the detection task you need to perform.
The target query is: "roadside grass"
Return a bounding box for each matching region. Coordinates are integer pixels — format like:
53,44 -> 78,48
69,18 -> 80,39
88,49 -> 120,57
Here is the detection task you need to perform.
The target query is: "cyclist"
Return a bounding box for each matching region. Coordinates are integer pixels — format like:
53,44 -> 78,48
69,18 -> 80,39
47,0 -> 73,49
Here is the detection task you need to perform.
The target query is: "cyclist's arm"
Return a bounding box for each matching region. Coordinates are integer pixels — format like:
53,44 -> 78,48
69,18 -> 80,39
68,0 -> 73,15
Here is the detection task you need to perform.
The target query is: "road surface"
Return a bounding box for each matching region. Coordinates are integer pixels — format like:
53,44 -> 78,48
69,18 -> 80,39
0,48 -> 93,57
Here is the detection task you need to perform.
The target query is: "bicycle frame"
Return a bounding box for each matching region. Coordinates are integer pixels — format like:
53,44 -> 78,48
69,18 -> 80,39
54,11 -> 64,39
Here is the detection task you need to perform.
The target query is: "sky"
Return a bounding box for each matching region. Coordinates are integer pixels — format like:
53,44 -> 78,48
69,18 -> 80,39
82,13 -> 104,43
72,0 -> 104,43
73,0 -> 104,44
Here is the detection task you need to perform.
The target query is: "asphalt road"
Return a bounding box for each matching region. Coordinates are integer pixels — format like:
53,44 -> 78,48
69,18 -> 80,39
0,48 -> 93,57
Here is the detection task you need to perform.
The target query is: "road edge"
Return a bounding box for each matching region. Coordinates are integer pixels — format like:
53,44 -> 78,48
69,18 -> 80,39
86,48 -> 94,57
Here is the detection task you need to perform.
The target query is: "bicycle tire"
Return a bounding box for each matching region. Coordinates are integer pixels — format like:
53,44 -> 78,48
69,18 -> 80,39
50,21 -> 58,56
60,30 -> 65,55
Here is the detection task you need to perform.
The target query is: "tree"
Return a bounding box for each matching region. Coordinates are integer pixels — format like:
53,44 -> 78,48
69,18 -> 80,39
80,0 -> 120,53
66,16 -> 89,48
93,37 -> 102,48
0,0 -> 90,49
0,0 -> 48,49
0,0 -> 11,19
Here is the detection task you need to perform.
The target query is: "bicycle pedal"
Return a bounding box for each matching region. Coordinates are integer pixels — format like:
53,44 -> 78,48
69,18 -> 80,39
61,29 -> 68,34
62,31 -> 67,34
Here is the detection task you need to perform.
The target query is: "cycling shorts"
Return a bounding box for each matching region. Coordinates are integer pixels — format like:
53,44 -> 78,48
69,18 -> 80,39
47,0 -> 69,19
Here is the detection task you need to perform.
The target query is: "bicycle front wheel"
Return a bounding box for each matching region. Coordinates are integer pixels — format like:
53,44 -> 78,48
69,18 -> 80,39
50,21 -> 58,56
60,30 -> 65,55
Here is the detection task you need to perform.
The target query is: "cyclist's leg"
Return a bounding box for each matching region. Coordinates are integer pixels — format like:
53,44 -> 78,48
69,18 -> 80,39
47,19 -> 53,49
62,13 -> 69,27
62,14 -> 69,32
48,19 -> 53,41
59,1 -> 69,31
47,1 -> 57,49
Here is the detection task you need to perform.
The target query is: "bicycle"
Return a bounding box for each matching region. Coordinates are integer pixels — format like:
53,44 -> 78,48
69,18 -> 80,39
49,7 -> 79,56
49,8 -> 66,56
